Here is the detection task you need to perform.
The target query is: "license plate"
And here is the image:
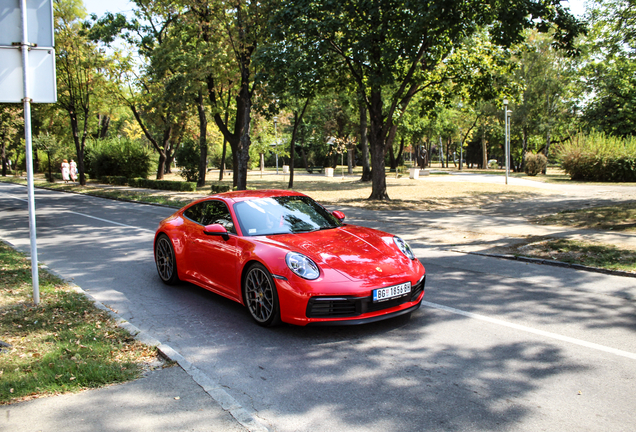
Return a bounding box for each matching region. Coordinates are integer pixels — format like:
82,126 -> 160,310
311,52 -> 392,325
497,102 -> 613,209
373,282 -> 411,302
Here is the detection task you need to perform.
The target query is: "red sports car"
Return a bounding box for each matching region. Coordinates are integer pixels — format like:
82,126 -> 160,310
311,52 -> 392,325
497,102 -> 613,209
154,190 -> 425,326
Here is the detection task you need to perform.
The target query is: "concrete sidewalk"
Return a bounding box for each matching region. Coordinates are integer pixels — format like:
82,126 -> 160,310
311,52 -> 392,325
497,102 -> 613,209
1,366 -> 248,432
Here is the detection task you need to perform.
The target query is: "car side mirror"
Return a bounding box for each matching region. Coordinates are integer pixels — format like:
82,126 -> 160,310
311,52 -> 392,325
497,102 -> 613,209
203,224 -> 230,240
332,210 -> 345,222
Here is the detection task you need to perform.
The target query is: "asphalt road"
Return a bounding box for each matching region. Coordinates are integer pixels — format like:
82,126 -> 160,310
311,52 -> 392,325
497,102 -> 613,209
1,182 -> 635,432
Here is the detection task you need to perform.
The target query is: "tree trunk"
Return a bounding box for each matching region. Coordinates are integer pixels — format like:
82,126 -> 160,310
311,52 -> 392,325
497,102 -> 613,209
521,126 -> 528,172
367,90 -> 389,200
388,141 -> 396,170
236,79 -> 251,191
359,90 -> 371,182
69,111 -> 89,186
543,130 -> 551,175
98,114 -> 110,139
396,136 -> 405,167
481,128 -> 488,169
287,98 -> 311,189
1,139 -> 6,177
196,92 -> 208,187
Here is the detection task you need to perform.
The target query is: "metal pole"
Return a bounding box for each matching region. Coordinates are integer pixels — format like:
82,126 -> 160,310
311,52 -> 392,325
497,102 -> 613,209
503,99 -> 509,185
20,0 -> 40,305
274,117 -> 278,175
507,110 -> 512,183
459,128 -> 463,171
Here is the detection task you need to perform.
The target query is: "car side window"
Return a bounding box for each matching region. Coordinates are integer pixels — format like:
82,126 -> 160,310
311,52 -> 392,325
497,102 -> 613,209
200,201 -> 236,234
184,203 -> 204,223
183,201 -> 235,234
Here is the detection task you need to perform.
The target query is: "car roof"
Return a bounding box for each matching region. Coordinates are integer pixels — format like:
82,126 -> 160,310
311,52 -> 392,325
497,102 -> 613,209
208,189 -> 308,203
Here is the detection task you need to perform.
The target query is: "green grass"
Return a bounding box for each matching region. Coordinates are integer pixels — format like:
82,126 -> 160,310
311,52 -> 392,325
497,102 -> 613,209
0,242 -> 156,404
534,202 -> 636,232
513,238 -> 636,272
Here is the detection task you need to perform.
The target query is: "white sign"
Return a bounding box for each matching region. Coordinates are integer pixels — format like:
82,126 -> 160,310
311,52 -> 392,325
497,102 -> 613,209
0,46 -> 57,102
0,0 -> 54,47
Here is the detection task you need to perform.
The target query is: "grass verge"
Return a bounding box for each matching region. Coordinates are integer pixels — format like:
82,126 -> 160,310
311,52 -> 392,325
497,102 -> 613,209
0,241 -> 158,404
533,202 -> 636,232
510,238 -> 636,272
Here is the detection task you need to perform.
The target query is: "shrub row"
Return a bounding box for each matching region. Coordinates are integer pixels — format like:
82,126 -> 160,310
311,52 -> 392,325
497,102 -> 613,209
561,155 -> 636,182
100,176 -> 197,192
557,132 -> 636,182
210,183 -> 232,194
85,138 -> 152,180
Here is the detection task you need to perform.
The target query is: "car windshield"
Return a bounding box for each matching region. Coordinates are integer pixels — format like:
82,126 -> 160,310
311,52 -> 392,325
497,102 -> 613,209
234,196 -> 343,236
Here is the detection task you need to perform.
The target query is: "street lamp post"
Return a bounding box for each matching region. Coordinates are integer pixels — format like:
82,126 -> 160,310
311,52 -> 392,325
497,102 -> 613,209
503,99 -> 509,185
459,128 -> 463,171
274,116 -> 278,175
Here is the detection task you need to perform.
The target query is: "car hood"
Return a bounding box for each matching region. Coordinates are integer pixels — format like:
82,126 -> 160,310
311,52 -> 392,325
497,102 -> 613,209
261,225 -> 412,281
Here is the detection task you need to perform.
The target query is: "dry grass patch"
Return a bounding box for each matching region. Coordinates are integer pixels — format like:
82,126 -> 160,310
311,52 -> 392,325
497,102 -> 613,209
241,174 -> 554,210
1,171 -> 556,211
500,237 -> 636,272
534,202 -> 636,232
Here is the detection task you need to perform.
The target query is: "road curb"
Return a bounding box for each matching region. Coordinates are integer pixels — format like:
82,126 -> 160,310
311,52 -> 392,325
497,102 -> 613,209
450,249 -> 636,278
70,282 -> 270,432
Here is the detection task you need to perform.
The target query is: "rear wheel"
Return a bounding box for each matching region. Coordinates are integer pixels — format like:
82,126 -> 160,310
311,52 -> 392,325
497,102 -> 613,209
155,234 -> 179,285
243,263 -> 281,327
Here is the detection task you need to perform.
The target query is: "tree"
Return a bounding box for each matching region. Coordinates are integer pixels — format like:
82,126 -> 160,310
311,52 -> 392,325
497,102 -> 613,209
0,105 -> 23,176
186,0 -> 273,190
511,30 -> 580,172
581,0 -> 636,137
55,0 -> 109,185
277,0 -> 583,199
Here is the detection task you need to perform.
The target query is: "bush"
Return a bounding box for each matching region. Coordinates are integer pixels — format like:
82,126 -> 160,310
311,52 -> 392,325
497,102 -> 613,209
128,178 -> 197,191
175,138 -> 201,183
100,176 -> 128,186
557,132 -> 636,182
524,153 -> 548,176
210,183 -> 231,194
86,138 -> 152,180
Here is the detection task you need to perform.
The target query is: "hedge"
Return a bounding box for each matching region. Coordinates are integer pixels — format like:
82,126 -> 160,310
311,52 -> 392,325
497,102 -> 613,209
557,132 -> 636,182
100,176 -> 197,192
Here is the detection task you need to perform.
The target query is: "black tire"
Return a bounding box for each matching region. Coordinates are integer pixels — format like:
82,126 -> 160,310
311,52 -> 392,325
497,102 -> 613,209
155,234 -> 179,285
243,263 -> 281,327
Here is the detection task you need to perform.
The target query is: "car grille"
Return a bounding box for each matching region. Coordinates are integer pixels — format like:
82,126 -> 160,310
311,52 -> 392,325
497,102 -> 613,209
306,275 -> 425,319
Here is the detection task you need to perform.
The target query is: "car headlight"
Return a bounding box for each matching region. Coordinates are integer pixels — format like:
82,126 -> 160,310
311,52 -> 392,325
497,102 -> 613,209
286,252 -> 320,280
393,236 -> 415,260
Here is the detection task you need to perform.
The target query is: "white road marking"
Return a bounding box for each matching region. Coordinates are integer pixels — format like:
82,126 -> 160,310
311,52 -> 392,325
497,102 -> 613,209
70,211 -> 155,232
422,300 -> 636,360
6,194 -> 154,233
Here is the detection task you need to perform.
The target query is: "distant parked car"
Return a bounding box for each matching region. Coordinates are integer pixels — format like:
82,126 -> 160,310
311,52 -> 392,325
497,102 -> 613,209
154,190 -> 426,327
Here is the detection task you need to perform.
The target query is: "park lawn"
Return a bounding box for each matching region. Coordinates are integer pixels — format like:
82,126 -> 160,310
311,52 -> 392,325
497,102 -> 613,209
0,171 -> 555,211
510,238 -> 636,273
533,202 -> 636,232
217,171 -> 555,210
0,242 -> 159,404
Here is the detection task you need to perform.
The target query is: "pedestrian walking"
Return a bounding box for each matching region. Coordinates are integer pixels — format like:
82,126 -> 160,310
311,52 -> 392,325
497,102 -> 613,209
69,159 -> 77,182
61,159 -> 70,183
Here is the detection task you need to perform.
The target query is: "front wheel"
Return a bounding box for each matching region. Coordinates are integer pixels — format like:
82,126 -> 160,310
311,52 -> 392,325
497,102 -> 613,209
243,263 -> 281,327
155,234 -> 179,285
